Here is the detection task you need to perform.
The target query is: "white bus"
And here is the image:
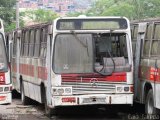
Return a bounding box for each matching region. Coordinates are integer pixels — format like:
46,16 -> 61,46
0,19 -> 12,104
7,16 -> 133,115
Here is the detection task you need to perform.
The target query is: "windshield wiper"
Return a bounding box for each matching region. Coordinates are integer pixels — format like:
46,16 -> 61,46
71,30 -> 90,56
71,30 -> 87,48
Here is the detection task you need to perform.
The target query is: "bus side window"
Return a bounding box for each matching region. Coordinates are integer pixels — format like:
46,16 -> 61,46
132,25 -> 138,57
13,32 -> 17,57
9,34 -> 13,62
5,35 -> 9,54
29,29 -> 35,57
24,31 -> 30,57
151,23 -> 160,56
143,24 -> 152,57
5,34 -> 9,60
34,29 -> 40,57
20,30 -> 25,56
40,28 -> 47,58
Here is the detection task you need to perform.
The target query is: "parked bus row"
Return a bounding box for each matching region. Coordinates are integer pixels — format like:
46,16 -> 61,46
5,16 -> 133,116
0,19 -> 12,104
4,16 -> 160,116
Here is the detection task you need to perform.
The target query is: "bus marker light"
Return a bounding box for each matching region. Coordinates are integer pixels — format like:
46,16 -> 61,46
130,86 -> 134,92
4,87 -> 9,91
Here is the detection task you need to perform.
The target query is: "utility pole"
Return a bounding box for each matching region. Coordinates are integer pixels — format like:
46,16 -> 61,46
16,0 -> 19,29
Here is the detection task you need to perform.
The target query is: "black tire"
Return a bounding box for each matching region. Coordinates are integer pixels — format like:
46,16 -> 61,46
21,81 -> 30,105
12,89 -> 21,99
145,89 -> 157,114
43,87 -> 56,117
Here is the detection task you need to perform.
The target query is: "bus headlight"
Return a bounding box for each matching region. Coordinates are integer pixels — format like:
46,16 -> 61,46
57,88 -> 64,95
124,87 -> 129,92
53,87 -> 72,95
116,86 -> 132,93
116,87 -> 123,92
65,88 -> 71,94
4,87 -> 9,91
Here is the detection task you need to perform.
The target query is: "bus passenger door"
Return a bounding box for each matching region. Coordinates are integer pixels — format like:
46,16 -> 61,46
134,23 -> 147,102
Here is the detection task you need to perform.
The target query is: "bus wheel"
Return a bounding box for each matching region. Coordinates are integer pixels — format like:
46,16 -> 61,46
45,103 -> 56,117
145,89 -> 157,114
21,82 -> 30,105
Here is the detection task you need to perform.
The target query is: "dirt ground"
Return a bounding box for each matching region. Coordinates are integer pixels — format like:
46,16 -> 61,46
0,98 -> 51,120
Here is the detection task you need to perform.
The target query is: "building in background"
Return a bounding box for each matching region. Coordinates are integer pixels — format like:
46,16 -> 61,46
19,0 -> 94,16
19,0 -> 38,9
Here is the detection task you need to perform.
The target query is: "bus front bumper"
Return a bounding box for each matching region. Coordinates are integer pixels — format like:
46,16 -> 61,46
0,84 -> 12,104
0,92 -> 12,104
52,94 -> 133,107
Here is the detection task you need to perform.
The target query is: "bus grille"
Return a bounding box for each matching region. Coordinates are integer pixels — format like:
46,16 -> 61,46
62,81 -> 116,95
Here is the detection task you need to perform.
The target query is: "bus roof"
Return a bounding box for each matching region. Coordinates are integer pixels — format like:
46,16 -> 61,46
131,17 -> 160,24
56,16 -> 129,21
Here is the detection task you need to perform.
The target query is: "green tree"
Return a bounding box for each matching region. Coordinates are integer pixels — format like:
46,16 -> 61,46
0,0 -> 17,32
22,9 -> 59,23
66,11 -> 84,17
87,0 -> 115,16
137,0 -> 160,18
86,0 -> 160,20
101,2 -> 134,19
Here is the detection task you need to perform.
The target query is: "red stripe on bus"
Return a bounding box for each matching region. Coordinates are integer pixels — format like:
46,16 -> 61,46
19,64 -> 34,77
37,66 -> 47,80
139,66 -> 160,82
62,72 -> 126,82
12,63 -> 47,80
0,73 -> 5,84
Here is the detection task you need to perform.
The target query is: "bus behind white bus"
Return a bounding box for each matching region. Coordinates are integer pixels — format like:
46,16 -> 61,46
0,19 -> 12,104
131,18 -> 160,114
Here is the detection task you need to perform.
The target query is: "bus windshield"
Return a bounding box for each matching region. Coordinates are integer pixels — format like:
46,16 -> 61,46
0,33 -> 7,70
53,33 -> 131,74
53,34 -> 93,73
